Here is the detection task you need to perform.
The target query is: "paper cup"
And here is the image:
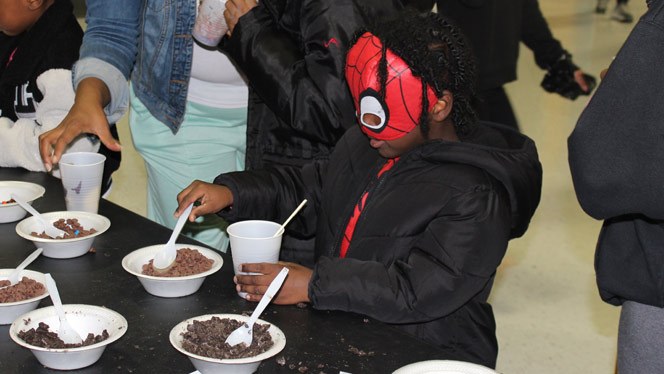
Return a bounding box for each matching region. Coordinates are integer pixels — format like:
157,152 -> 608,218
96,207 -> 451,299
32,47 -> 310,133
58,152 -> 106,213
192,0 -> 228,47
227,220 -> 283,298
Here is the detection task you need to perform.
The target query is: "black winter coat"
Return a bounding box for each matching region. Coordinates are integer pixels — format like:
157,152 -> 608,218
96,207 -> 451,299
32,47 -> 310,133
216,123 -> 542,368
221,0 -> 410,170
0,0 -> 82,121
569,0 -> 664,308
436,0 -> 565,91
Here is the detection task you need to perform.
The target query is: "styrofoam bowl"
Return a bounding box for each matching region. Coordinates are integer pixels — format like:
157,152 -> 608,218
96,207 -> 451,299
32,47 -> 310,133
121,244 -> 223,298
0,269 -> 49,325
392,360 -> 499,374
170,313 -> 286,374
9,304 -> 128,370
0,181 -> 45,223
15,211 -> 110,259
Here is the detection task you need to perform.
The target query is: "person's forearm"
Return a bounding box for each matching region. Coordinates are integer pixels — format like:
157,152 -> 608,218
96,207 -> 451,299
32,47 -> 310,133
74,77 -> 111,109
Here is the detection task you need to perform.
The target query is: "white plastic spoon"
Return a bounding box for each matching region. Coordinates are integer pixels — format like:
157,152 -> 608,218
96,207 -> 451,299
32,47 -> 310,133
44,273 -> 83,345
0,248 -> 43,290
11,193 -> 66,238
272,199 -> 307,238
225,267 -> 290,347
152,202 -> 194,271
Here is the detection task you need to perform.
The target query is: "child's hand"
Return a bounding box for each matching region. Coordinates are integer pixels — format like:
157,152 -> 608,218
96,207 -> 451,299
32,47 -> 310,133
175,180 -> 233,222
234,261 -> 312,305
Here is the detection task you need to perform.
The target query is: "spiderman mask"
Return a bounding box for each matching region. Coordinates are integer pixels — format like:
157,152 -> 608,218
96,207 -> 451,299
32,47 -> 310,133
345,32 -> 438,141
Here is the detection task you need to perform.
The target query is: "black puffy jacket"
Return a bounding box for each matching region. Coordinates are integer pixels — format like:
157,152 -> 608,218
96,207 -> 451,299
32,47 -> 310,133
221,0 -> 412,169
0,0 -> 82,120
216,122 -> 542,367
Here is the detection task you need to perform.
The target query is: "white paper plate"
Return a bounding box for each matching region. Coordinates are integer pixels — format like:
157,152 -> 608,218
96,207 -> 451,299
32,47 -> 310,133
393,360 -> 499,374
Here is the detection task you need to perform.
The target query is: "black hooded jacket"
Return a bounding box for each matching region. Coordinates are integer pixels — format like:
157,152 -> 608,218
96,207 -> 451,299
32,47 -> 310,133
220,0 -> 414,170
0,0 -> 82,121
216,122 -> 542,367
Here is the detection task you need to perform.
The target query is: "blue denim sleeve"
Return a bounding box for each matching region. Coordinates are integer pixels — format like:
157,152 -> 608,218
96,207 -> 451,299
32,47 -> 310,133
73,0 -> 142,124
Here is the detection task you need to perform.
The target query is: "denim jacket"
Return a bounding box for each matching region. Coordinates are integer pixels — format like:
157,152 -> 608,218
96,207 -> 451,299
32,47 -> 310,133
73,0 -> 196,133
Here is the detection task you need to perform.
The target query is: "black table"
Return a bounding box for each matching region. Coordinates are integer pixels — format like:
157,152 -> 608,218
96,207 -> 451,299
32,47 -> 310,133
0,168 -> 449,373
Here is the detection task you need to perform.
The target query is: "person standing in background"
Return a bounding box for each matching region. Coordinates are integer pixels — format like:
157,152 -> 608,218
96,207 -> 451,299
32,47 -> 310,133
38,0 -> 249,252
436,0 -> 595,130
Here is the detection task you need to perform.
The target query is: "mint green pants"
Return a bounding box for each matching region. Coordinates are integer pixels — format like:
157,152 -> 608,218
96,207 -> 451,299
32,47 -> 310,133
129,89 -> 246,252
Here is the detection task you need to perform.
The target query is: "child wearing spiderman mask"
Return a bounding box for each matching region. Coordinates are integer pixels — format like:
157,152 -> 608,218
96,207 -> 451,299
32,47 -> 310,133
175,11 -> 542,367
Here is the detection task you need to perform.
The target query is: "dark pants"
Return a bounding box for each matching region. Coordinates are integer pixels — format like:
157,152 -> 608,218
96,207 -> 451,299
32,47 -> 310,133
99,125 -> 122,196
476,86 -> 519,131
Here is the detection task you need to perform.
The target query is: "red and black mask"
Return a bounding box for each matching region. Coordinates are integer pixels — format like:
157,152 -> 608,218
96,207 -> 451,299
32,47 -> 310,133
345,32 -> 438,141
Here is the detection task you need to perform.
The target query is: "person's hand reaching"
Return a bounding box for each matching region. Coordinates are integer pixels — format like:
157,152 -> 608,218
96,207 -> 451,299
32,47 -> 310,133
38,77 -> 121,171
175,180 -> 234,222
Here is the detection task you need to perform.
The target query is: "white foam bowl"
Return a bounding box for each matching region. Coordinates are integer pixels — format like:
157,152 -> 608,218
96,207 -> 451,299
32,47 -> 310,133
170,313 -> 286,374
15,211 -> 111,259
121,244 -> 223,298
0,269 -> 49,325
392,360 -> 499,374
9,304 -> 128,370
0,181 -> 45,223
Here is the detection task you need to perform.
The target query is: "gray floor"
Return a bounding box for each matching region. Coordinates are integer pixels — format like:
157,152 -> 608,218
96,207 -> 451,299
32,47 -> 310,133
102,1 -> 646,372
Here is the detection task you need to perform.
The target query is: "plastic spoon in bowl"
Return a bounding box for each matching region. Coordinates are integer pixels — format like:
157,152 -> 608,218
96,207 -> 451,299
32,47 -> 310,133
152,202 -> 194,271
11,193 -> 66,239
225,266 -> 290,347
0,247 -> 43,290
272,199 -> 307,238
44,273 -> 83,345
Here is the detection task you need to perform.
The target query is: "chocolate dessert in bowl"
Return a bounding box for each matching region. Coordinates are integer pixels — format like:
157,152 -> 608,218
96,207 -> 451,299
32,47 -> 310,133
169,313 -> 286,374
0,269 -> 49,325
121,244 -> 223,298
0,181 -> 45,223
15,211 -> 111,259
9,304 -> 127,370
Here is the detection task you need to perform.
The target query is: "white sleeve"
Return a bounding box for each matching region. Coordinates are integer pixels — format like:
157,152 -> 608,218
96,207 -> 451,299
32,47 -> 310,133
0,69 -> 100,174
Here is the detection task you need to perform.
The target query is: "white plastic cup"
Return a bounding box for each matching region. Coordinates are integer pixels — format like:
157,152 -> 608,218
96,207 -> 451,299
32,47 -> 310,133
58,152 -> 106,214
227,220 -> 283,298
192,0 -> 228,47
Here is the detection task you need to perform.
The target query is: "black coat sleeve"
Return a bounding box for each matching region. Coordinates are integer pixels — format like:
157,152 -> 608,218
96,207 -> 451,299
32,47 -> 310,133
220,1 -> 361,145
214,161 -> 327,240
521,0 -> 565,69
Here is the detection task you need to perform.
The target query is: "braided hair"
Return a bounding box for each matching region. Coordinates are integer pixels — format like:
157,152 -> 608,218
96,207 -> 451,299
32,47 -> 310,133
351,11 -> 479,139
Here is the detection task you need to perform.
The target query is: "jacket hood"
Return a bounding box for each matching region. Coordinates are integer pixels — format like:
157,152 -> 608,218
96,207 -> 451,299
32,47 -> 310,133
418,121 -> 542,238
